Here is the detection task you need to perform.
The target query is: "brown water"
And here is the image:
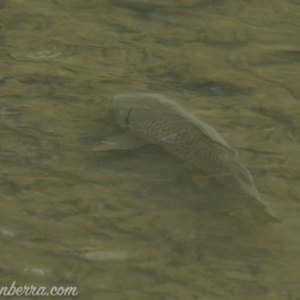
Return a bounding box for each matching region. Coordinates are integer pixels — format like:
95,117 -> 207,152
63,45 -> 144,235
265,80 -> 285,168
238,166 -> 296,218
0,0 -> 300,299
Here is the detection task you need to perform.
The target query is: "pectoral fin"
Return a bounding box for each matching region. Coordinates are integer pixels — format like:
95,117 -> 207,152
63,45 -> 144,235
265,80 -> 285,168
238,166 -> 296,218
190,167 -> 210,187
92,133 -> 148,152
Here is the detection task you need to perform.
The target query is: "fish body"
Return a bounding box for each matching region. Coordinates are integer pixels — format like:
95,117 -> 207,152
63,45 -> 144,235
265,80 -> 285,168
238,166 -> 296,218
111,93 -> 279,222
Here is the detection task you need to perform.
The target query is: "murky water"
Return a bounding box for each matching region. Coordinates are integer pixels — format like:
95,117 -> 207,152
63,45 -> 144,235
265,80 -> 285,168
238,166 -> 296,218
0,0 -> 300,299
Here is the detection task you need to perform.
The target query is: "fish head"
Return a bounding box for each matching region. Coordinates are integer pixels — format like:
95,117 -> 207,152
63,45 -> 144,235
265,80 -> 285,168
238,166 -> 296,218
111,94 -> 133,129
112,93 -> 162,129
112,93 -> 172,129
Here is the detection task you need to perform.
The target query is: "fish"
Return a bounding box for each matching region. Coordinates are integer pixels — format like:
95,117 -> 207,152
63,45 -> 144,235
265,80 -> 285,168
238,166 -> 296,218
94,93 -> 280,223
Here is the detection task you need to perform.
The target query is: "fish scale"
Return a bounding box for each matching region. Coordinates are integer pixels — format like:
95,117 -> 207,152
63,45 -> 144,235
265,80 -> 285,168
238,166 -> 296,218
128,106 -> 232,174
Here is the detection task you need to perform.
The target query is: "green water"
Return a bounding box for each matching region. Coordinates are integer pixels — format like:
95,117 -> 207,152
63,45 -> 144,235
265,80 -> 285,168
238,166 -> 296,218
0,0 -> 300,299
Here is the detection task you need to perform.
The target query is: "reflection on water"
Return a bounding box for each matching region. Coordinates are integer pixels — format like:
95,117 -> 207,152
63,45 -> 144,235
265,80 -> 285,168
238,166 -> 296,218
0,0 -> 299,299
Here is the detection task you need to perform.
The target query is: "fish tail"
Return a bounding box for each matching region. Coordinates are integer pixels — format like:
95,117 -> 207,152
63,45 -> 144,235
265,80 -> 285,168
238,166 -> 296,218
245,193 -> 281,223
254,195 -> 281,223
231,173 -> 280,223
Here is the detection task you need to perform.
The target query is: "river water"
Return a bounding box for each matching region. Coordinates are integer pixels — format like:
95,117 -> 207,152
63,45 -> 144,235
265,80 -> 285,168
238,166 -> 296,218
0,0 -> 300,299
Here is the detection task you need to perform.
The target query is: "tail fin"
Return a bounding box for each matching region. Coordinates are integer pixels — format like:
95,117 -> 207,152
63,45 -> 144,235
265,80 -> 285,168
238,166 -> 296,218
231,162 -> 281,223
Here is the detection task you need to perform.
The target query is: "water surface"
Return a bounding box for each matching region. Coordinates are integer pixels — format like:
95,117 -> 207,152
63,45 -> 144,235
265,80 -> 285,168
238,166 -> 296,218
0,0 -> 300,299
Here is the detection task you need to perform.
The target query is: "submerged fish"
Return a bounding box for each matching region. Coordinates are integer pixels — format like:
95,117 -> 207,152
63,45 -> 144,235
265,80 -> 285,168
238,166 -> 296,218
94,93 -> 279,223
